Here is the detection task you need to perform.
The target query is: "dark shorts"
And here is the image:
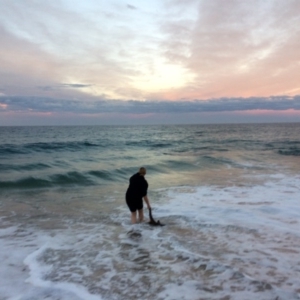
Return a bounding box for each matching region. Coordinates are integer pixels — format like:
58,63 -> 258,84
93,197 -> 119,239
126,197 -> 143,212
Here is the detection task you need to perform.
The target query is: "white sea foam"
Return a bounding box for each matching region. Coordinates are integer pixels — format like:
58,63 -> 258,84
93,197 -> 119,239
151,173 -> 300,299
0,224 -> 106,300
1,173 -> 300,299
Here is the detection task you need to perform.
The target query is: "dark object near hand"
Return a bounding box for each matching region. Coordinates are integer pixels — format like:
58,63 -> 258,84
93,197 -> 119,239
148,208 -> 165,226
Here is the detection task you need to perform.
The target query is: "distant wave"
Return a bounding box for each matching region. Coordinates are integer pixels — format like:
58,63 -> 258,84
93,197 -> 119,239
0,166 -> 141,190
278,148 -> 300,156
0,163 -> 51,171
125,141 -> 173,148
0,171 -> 95,189
0,141 -> 100,155
88,170 -> 115,181
265,141 -> 300,156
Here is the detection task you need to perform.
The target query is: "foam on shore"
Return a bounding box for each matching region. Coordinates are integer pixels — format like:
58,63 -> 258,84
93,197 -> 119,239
1,173 -> 300,299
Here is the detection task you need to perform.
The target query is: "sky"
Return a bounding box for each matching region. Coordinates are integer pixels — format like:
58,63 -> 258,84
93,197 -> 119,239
0,0 -> 300,125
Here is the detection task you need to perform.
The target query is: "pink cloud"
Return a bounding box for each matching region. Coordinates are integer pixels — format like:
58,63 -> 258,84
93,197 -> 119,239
159,0 -> 300,100
236,109 -> 300,116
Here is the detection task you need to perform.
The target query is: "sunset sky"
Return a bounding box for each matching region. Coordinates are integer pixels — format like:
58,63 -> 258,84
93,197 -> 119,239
0,0 -> 300,125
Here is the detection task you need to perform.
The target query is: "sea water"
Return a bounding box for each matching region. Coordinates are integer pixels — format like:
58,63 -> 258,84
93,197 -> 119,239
0,123 -> 299,300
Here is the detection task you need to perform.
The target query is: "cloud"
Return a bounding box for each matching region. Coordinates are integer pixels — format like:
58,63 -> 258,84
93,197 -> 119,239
127,4 -> 137,10
37,84 -> 93,91
0,1 -> 151,100
1,95 -> 300,114
0,0 -> 299,104
159,0 -> 300,98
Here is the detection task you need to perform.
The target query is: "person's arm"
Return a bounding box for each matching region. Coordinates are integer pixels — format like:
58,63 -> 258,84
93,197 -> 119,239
143,195 -> 151,210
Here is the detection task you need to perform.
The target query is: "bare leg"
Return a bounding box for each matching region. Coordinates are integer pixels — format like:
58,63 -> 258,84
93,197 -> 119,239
138,209 -> 144,223
131,211 -> 137,224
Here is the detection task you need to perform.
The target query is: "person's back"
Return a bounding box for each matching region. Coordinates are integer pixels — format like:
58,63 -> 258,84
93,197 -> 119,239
126,172 -> 148,200
125,167 -> 151,224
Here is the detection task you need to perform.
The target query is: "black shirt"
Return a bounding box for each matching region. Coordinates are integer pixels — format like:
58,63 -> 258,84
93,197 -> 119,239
126,172 -> 148,201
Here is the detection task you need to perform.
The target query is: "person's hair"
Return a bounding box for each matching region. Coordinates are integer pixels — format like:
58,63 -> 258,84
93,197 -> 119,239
139,167 -> 146,175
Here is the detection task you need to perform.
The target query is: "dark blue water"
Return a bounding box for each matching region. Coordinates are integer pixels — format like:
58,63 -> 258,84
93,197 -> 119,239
0,123 -> 299,190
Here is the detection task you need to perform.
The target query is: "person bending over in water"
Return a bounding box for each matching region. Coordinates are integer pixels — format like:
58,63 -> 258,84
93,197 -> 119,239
126,167 -> 151,224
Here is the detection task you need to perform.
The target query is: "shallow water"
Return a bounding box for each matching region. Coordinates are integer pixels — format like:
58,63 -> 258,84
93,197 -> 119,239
0,124 -> 300,299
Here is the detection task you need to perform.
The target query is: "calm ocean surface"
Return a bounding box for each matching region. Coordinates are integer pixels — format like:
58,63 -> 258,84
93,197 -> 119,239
0,123 -> 300,300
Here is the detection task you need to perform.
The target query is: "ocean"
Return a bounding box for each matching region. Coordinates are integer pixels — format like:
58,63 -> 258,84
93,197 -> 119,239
0,123 -> 300,300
